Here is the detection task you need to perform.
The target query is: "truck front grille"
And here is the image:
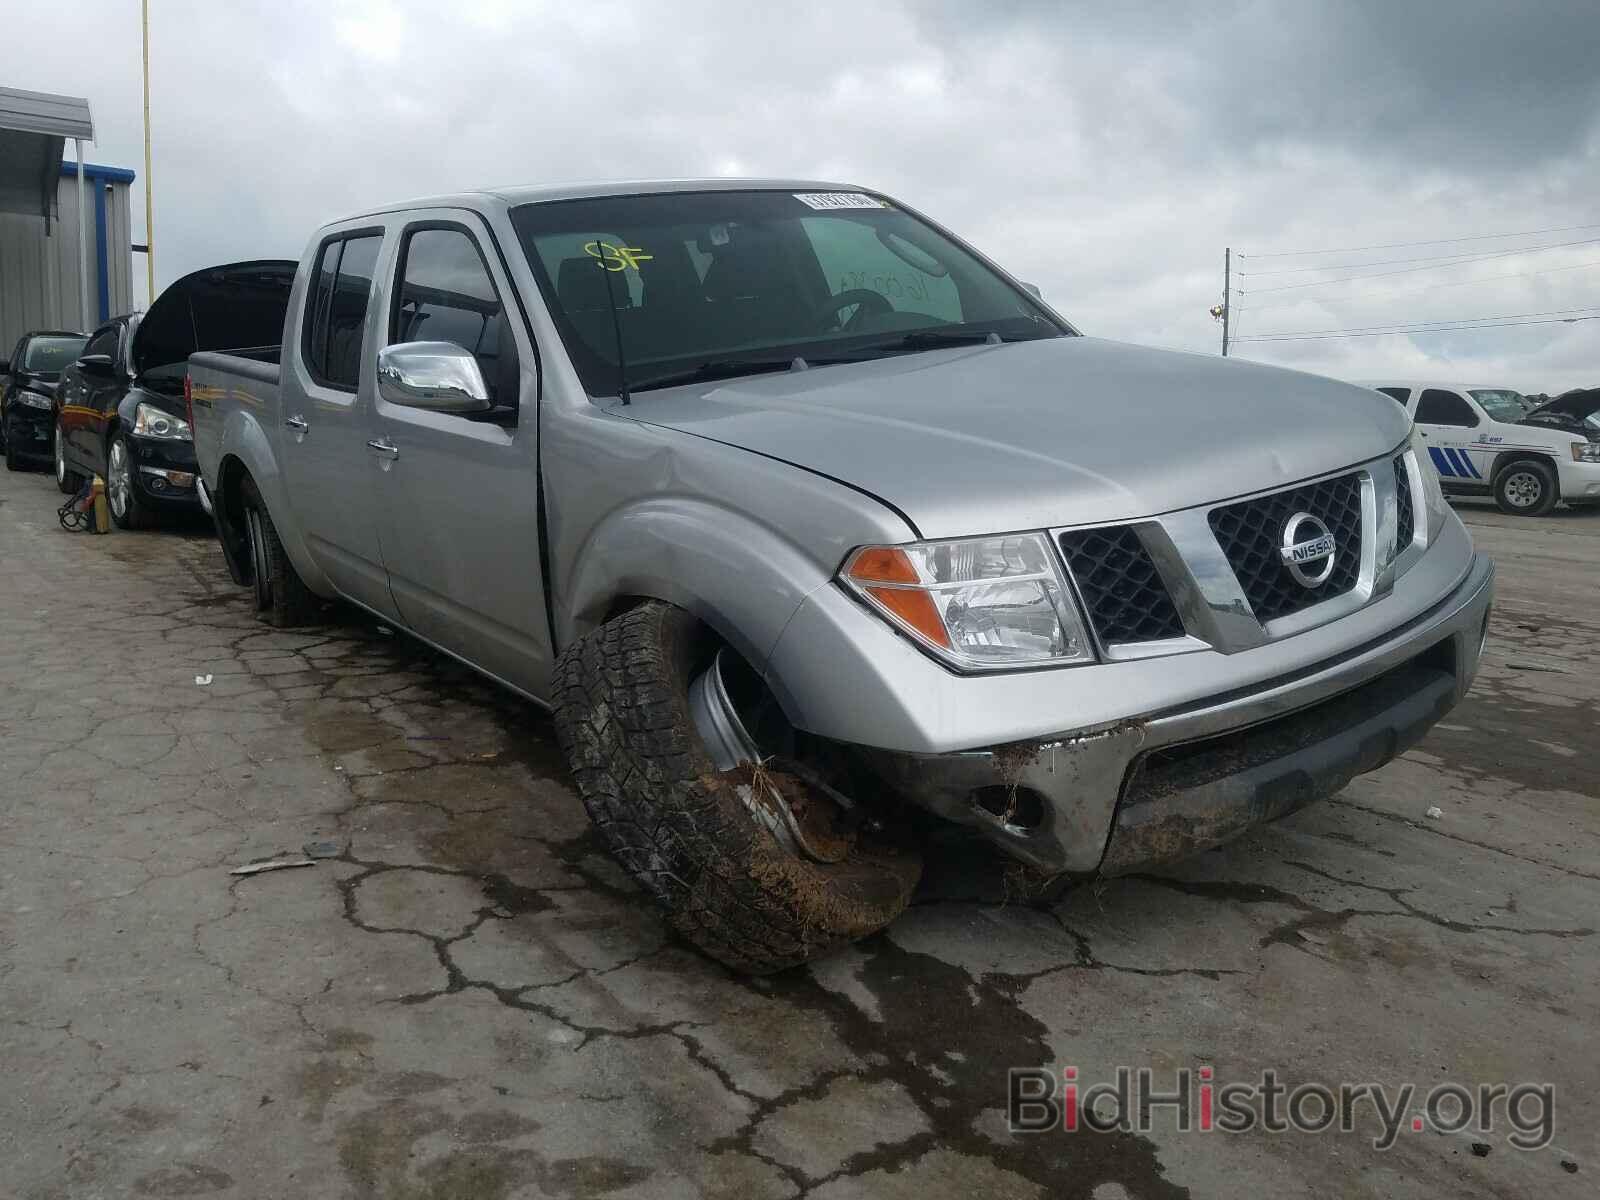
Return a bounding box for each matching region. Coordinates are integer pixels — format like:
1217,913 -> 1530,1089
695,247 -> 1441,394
1058,525 -> 1186,645
1208,471 -> 1364,623
1394,456 -> 1414,550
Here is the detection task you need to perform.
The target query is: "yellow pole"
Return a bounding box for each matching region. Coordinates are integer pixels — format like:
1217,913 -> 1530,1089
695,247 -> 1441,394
141,0 -> 155,306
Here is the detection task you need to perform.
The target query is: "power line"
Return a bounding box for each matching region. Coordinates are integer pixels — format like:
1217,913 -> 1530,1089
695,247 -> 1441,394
1236,305 -> 1600,341
1239,221 -> 1600,259
1243,256 -> 1600,312
1235,314 -> 1600,344
1244,236 -> 1600,294
1238,239 -> 1600,276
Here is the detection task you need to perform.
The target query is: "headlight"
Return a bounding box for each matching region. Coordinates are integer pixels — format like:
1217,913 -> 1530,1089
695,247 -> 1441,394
1409,427 -> 1449,544
1571,441 -> 1600,464
841,532 -> 1095,670
15,391 -> 52,411
133,402 -> 192,441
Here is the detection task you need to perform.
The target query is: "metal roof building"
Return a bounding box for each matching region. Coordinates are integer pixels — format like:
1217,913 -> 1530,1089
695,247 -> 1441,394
0,86 -> 135,352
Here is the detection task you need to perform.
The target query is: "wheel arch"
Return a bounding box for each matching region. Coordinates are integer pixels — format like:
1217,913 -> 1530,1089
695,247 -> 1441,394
1489,450 -> 1560,492
559,498 -> 835,697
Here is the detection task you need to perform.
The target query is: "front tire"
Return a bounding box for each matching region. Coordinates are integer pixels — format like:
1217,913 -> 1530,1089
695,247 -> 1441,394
553,601 -> 922,974
4,419 -> 22,472
55,423 -> 85,494
1494,459 -> 1558,516
239,475 -> 319,626
107,435 -> 152,529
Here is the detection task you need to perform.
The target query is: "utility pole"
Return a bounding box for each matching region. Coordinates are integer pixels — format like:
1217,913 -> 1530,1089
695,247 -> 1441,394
1221,246 -> 1231,357
141,0 -> 155,306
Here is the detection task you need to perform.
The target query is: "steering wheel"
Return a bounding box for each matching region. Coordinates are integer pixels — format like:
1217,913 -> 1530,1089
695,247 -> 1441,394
812,288 -> 893,332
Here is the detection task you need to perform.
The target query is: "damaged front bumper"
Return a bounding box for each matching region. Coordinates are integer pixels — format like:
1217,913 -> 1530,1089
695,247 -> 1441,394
844,550 -> 1495,876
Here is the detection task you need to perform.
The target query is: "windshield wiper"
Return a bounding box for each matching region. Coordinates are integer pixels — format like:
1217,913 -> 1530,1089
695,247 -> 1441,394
855,325 -> 1055,355
627,355 -> 848,394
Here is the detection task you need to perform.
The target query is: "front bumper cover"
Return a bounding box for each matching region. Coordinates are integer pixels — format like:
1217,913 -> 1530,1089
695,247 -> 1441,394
4,406 -> 54,459
128,434 -> 202,508
861,551 -> 1494,875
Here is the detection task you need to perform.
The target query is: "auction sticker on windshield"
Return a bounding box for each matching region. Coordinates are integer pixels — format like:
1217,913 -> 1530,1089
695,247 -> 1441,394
793,192 -> 887,210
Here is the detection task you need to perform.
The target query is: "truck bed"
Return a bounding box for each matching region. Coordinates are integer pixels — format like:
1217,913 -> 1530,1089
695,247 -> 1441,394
188,347 -> 284,492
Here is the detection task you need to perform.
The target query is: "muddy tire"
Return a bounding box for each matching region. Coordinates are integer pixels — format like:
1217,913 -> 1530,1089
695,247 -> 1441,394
1493,458 -> 1558,516
553,601 -> 922,973
240,475 -> 319,627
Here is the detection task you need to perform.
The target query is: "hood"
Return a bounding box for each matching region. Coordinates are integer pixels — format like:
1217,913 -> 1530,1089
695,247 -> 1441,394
132,259 -> 297,378
621,336 -> 1411,538
1526,388 -> 1600,426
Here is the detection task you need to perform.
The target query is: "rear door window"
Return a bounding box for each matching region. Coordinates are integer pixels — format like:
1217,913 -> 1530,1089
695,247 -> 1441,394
1414,389 -> 1479,427
303,233 -> 383,391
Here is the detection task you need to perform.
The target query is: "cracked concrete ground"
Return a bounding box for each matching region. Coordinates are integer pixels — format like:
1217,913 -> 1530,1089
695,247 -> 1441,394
1,466 -> 1595,1199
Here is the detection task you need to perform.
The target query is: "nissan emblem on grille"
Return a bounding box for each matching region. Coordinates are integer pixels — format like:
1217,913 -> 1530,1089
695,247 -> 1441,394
1279,512 -> 1337,588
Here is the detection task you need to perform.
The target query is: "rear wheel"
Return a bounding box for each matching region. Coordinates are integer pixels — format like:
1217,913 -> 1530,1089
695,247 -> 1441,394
239,475 -> 319,626
1494,459 -> 1558,516
55,423 -> 85,494
553,601 -> 921,974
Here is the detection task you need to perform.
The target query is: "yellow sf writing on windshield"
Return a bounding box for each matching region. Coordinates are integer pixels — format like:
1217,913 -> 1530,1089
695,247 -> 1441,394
583,241 -> 654,272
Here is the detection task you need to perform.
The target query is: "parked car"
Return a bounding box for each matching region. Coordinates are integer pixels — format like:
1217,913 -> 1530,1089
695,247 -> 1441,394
54,260 -> 295,527
1362,380 -> 1600,515
188,181 -> 1493,973
1,330 -> 87,470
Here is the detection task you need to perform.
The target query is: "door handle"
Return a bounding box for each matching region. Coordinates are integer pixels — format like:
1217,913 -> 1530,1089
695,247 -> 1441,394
366,438 -> 399,460
285,415 -> 308,432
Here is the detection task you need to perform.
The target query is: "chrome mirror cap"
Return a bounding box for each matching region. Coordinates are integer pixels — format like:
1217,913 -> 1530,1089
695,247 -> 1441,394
376,342 -> 492,414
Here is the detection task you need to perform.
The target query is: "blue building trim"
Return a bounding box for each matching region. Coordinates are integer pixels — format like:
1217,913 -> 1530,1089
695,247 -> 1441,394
57,161 -> 138,185
93,181 -> 110,321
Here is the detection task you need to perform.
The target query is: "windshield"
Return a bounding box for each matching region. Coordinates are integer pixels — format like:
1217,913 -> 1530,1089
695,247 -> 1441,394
1469,389 -> 1529,420
510,190 -> 1066,396
22,335 -> 88,375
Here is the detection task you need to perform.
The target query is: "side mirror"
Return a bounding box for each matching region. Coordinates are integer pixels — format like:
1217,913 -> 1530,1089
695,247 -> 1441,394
1019,281 -> 1043,300
376,342 -> 491,414
77,353 -> 116,378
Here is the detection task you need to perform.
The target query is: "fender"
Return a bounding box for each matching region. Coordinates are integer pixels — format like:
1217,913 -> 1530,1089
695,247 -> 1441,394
211,400 -> 337,599
1488,448 -> 1558,485
560,496 -> 835,686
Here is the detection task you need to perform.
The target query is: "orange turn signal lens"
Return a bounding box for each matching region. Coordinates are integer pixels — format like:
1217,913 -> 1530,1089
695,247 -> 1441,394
847,547 -> 921,584
863,586 -> 950,648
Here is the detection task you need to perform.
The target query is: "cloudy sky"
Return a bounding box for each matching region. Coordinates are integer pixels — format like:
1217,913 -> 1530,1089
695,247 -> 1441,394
21,0 -> 1600,391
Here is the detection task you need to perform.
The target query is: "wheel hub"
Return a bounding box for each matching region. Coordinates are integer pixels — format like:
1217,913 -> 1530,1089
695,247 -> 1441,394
688,650 -> 852,863
1505,471 -> 1541,507
108,442 -> 130,518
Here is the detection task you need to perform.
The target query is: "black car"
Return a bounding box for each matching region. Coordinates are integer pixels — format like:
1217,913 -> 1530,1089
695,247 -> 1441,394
1,331 -> 88,470
55,260 -> 296,529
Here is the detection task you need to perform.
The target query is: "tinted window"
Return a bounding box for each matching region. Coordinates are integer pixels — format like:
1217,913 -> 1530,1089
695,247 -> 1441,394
391,227 -> 512,403
511,190 -> 1062,397
1376,386 -> 1410,406
1415,389 -> 1479,427
84,325 -> 118,360
22,335 -> 89,374
303,233 -> 382,390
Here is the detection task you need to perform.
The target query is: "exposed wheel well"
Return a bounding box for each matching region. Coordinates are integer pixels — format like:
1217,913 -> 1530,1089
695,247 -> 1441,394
1490,451 -> 1559,493
214,455 -> 254,584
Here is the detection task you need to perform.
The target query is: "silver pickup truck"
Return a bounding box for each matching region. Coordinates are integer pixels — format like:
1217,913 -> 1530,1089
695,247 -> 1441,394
188,179 -> 1493,973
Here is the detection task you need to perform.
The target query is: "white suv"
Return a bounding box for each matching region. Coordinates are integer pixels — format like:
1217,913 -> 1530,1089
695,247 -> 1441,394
1362,381 -> 1600,516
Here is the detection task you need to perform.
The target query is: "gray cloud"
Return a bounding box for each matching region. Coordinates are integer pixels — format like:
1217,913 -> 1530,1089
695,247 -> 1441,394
14,0 -> 1599,391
